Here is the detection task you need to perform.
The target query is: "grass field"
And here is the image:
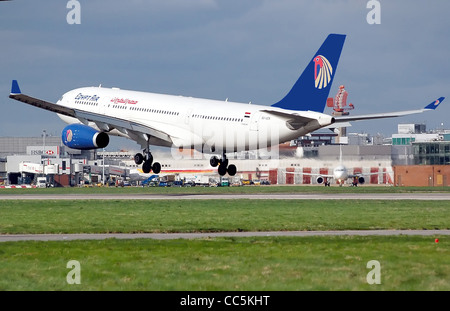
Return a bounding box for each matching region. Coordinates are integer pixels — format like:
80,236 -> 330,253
0,189 -> 449,291
0,236 -> 448,291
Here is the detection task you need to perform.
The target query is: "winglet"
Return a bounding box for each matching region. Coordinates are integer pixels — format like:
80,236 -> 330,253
424,97 -> 445,110
10,80 -> 21,95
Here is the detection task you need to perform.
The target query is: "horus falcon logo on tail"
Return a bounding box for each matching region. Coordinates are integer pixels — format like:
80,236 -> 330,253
313,55 -> 333,89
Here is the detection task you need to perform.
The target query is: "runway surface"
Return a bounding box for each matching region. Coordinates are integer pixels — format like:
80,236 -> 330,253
2,192 -> 450,200
1,230 -> 449,242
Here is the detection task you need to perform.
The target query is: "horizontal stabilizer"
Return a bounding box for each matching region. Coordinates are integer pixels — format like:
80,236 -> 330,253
424,97 -> 445,110
334,97 -> 445,123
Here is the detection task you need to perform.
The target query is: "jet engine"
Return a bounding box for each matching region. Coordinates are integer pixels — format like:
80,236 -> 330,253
62,124 -> 109,150
316,176 -> 324,184
357,176 -> 365,185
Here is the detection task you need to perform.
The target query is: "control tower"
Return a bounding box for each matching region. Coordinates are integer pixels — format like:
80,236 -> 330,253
326,85 -> 355,144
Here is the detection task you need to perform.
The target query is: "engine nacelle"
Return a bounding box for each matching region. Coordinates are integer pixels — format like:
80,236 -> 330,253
316,176 -> 324,184
358,176 -> 365,185
62,124 -> 109,150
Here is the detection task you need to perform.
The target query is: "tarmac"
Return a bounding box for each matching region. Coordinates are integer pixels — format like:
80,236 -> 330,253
2,192 -> 450,200
0,230 -> 449,243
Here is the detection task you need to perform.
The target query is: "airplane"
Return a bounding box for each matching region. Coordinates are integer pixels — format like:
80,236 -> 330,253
8,34 -> 444,176
127,168 -> 155,183
307,164 -> 371,187
127,168 -> 159,184
285,165 -> 361,187
286,145 -> 380,186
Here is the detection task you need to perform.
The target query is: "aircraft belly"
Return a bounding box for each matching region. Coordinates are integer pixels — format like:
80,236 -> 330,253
186,121 -> 291,153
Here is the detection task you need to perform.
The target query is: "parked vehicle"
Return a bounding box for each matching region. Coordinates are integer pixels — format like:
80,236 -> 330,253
36,177 -> 47,188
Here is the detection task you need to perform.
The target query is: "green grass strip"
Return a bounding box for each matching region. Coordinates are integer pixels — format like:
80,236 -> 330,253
0,199 -> 448,234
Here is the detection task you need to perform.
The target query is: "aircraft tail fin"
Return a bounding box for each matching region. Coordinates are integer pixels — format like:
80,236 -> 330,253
271,34 -> 346,112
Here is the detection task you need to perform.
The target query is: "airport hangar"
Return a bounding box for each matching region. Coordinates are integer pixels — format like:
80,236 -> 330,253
1,123 -> 450,187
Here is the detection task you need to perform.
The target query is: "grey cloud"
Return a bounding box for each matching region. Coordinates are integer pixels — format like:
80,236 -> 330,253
1,0 -> 449,144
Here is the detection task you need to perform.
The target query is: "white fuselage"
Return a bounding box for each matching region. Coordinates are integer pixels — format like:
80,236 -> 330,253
333,165 -> 349,183
56,86 -> 334,153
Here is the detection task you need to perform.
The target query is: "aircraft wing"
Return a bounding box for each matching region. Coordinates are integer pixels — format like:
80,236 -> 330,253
334,97 -> 445,123
283,170 -> 334,178
9,80 -> 76,118
300,172 -> 334,178
73,109 -> 172,144
8,80 -> 187,147
348,171 -> 381,178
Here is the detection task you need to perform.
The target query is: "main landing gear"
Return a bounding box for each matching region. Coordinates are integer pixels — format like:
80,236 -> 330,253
210,154 -> 237,176
134,148 -> 161,174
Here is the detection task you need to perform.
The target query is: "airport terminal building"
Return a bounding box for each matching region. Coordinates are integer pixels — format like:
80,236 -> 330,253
1,123 -> 450,187
0,136 -> 97,186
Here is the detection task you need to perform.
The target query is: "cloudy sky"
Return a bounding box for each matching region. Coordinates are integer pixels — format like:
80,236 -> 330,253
1,0 -> 449,150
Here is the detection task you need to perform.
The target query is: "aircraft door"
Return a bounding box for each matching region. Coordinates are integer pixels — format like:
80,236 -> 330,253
103,96 -> 110,115
185,109 -> 193,125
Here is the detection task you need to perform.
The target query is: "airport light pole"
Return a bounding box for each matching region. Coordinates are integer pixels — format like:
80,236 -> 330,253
42,129 -> 46,177
102,148 -> 105,186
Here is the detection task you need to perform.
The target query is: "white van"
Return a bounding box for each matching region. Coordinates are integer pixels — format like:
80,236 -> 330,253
36,177 -> 47,188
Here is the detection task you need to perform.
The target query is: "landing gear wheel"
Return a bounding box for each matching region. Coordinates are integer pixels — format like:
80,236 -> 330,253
218,165 -> 227,176
227,164 -> 237,176
211,153 -> 237,176
134,153 -> 144,165
142,161 -> 152,174
220,158 -> 229,168
152,162 -> 161,174
210,156 -> 219,167
145,153 -> 153,165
